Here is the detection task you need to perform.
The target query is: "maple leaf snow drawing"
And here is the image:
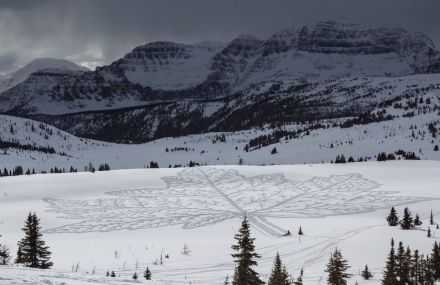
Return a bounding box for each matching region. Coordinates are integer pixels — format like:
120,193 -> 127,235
44,167 -> 431,235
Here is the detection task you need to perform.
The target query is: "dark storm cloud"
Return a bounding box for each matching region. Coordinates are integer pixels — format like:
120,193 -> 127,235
1,0 -> 440,75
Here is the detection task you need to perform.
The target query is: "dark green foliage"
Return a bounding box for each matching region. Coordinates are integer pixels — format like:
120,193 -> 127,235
0,244 -> 11,265
335,155 -> 346,163
231,216 -> 264,285
414,214 -> 422,226
144,266 -> 152,280
267,253 -> 290,285
294,269 -> 304,285
15,213 -> 53,269
325,248 -> 351,285
298,226 -> 303,236
382,239 -> 397,285
386,207 -> 399,226
400,207 -> 415,230
361,265 -> 373,280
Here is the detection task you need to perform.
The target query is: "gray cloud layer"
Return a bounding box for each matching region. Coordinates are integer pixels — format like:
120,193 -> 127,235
0,0 -> 439,75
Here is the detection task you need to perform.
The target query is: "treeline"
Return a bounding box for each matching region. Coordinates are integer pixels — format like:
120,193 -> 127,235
0,163 -> 112,178
0,139 -> 56,155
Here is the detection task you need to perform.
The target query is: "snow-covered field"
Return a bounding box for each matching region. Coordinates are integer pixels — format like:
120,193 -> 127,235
1,161 -> 439,284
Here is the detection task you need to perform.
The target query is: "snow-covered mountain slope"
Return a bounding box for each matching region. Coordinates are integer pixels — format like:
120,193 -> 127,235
20,73 -> 440,143
0,162 -> 439,284
1,78 -> 440,172
1,20 -> 439,116
0,58 -> 88,94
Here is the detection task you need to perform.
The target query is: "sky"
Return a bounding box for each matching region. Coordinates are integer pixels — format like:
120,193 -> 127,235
0,0 -> 439,76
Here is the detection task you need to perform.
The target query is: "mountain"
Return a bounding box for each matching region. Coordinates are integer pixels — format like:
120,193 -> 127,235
0,58 -> 89,94
1,20 -> 440,144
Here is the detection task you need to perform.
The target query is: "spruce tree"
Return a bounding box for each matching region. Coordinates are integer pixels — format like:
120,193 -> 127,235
267,253 -> 290,285
16,212 -> 52,268
414,214 -> 422,226
298,226 -> 303,236
361,265 -> 373,280
325,248 -> 351,285
430,210 -> 435,225
0,244 -> 11,265
294,268 -> 303,285
231,216 -> 264,285
144,266 -> 152,280
400,207 -> 414,230
428,227 -> 432,238
382,239 -> 397,285
386,207 -> 399,226
132,272 -> 138,280
430,241 -> 440,279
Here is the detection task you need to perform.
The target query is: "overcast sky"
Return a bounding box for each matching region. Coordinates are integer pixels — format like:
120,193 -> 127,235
0,0 -> 439,75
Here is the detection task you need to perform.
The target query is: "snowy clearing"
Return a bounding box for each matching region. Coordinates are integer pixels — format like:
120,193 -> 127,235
1,161 -> 440,284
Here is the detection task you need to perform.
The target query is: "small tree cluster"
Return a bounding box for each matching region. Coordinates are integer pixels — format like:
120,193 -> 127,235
382,239 -> 440,285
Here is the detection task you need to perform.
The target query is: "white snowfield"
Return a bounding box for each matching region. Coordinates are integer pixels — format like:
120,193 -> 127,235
0,161 -> 439,284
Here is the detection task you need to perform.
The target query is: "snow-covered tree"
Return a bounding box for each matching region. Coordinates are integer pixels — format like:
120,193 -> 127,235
325,248 -> 351,285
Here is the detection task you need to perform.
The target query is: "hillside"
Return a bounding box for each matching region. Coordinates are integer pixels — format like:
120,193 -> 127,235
1,76 -> 440,173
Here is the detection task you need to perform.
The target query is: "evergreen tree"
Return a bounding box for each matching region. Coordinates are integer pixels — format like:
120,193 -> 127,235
395,242 -> 410,285
110,271 -> 116,277
298,226 -> 303,236
414,214 -> 422,226
0,244 -> 11,265
294,268 -> 303,285
400,207 -> 414,230
430,241 -> 440,279
132,272 -> 138,280
428,227 -> 432,238
325,248 -> 351,285
15,213 -> 52,268
430,210 -> 435,225
231,216 -> 264,285
361,265 -> 373,280
224,275 -> 230,285
382,239 -> 397,285
386,207 -> 399,226
267,253 -> 290,285
144,266 -> 152,280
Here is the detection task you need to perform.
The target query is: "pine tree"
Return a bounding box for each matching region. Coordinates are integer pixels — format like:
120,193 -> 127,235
110,271 -> 116,277
325,248 -> 351,285
294,268 -> 303,285
224,275 -> 230,285
382,239 -> 397,285
428,227 -> 432,238
400,207 -> 414,230
0,244 -> 11,265
430,241 -> 440,279
144,266 -> 152,280
132,272 -> 138,280
386,207 -> 399,226
414,214 -> 422,226
15,213 -> 53,268
395,242 -> 410,285
430,210 -> 435,225
231,216 -> 264,285
361,265 -> 373,280
267,253 -> 290,285
298,226 -> 303,235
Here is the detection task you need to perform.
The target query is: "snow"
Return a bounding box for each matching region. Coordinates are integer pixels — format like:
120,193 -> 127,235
0,161 -> 439,284
0,58 -> 89,94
